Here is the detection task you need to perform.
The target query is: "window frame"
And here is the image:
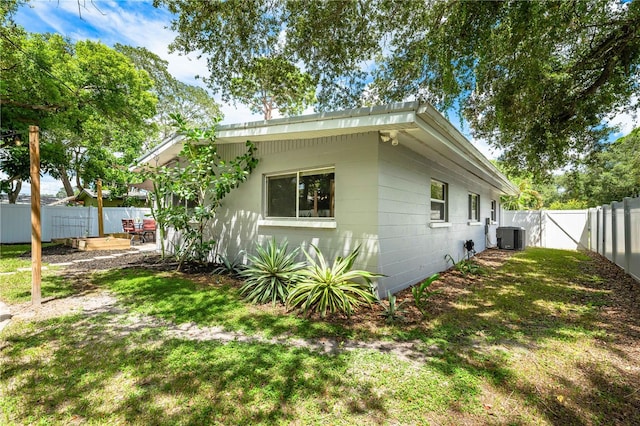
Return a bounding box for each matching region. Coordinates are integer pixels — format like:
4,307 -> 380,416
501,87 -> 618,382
430,179 -> 448,223
468,192 -> 480,222
264,166 -> 335,219
490,199 -> 497,222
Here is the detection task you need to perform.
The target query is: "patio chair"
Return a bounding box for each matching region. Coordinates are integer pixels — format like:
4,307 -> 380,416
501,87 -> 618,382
122,218 -> 145,244
141,219 -> 157,242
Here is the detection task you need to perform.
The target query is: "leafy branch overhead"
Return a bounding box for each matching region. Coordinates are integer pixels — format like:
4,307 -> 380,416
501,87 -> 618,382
157,0 -> 640,178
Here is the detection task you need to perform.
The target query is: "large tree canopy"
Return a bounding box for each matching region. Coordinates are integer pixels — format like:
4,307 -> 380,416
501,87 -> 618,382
0,25 -> 157,200
157,0 -> 640,178
229,55 -> 316,120
114,44 -> 221,142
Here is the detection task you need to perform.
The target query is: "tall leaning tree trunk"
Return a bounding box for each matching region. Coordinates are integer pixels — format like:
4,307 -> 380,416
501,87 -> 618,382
58,166 -> 75,196
8,179 -> 22,203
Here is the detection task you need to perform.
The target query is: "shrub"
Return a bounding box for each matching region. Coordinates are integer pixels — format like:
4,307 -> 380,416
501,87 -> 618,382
287,245 -> 379,318
240,239 -> 305,305
212,253 -> 245,277
378,291 -> 407,323
444,254 -> 486,277
411,273 -> 440,317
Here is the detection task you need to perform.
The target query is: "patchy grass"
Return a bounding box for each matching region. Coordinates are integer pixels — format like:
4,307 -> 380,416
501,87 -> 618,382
1,247 -> 639,425
0,243 -> 56,273
0,270 -> 73,304
92,269 -> 353,339
0,314 -> 480,425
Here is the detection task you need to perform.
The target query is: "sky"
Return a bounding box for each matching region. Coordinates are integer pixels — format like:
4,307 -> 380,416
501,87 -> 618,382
7,0 -> 638,195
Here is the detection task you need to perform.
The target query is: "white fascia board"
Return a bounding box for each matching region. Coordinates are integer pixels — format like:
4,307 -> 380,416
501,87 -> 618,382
415,105 -> 518,195
216,110 -> 417,143
414,111 -> 518,195
131,133 -> 184,171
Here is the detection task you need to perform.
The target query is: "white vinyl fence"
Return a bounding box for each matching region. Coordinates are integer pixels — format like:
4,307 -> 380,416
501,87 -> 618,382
588,197 -> 640,282
502,195 -> 640,282
502,210 -> 590,250
0,205 -> 151,244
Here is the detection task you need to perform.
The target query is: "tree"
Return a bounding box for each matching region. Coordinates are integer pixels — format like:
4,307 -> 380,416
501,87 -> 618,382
0,25 -> 156,200
229,55 -> 316,120
140,114 -> 258,268
157,0 -> 640,178
552,128 -> 640,206
114,44 -> 221,142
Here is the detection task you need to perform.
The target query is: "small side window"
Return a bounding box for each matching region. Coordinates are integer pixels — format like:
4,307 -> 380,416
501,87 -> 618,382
468,193 -> 480,221
430,179 -> 448,222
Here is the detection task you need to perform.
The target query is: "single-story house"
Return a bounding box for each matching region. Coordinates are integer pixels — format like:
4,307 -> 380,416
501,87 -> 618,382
137,101 -> 518,295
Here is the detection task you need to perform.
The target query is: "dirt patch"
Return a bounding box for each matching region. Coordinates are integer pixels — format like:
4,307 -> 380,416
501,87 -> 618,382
22,244 -> 159,271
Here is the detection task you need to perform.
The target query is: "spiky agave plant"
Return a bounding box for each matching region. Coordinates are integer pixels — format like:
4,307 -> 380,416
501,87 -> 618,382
287,244 -> 379,318
240,239 -> 306,305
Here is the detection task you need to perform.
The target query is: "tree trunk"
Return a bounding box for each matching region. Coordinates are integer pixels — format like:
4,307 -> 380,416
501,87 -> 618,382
8,179 -> 21,203
58,166 -> 75,196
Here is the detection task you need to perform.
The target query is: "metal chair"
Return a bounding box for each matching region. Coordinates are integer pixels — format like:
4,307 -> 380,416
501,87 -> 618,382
122,218 -> 145,244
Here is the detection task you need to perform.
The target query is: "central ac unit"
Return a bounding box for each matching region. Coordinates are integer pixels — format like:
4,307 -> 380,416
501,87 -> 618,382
497,227 -> 526,250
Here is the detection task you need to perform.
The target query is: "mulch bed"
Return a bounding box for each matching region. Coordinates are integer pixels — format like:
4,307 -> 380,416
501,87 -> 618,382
20,245 -> 640,332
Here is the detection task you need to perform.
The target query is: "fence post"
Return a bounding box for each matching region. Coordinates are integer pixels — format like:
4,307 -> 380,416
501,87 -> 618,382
611,202 -> 617,264
624,197 -> 631,274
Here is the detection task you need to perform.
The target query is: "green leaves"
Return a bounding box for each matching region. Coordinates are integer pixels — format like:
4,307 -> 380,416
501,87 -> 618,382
411,273 -> 440,317
159,0 -> 640,177
140,116 -> 258,268
286,244 -> 379,318
228,55 -> 316,119
240,239 -> 306,305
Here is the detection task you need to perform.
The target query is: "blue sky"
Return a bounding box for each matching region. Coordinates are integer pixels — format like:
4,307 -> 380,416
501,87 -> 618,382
9,0 -> 637,195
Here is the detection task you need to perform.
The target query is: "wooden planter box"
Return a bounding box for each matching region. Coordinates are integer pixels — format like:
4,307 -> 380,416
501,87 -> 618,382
72,236 -> 131,251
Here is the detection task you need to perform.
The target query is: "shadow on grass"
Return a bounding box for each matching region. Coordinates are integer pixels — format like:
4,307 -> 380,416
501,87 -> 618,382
0,272 -> 77,304
414,248 -> 640,424
0,314 -> 387,424
91,269 -> 352,339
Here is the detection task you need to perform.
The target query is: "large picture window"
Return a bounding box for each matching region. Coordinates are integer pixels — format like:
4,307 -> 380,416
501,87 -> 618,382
430,179 -> 448,221
266,168 -> 335,218
468,193 -> 480,221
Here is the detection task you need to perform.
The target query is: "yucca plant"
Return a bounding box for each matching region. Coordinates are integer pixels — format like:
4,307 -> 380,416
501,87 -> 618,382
411,273 -> 440,317
379,291 -> 408,324
239,239 -> 306,305
287,244 -> 379,318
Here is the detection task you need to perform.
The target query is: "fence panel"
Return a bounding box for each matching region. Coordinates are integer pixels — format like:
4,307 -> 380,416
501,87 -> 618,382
501,210 -> 543,247
588,208 -> 598,252
629,197 -> 640,282
502,210 -> 588,250
612,202 -> 626,269
0,205 -> 151,243
603,205 -> 613,261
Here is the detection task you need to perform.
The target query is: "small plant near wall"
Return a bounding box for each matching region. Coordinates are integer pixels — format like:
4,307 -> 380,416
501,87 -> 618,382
444,254 -> 487,277
411,273 -> 440,317
378,291 -> 407,324
212,253 -> 245,278
287,245 -> 379,318
240,239 -> 305,305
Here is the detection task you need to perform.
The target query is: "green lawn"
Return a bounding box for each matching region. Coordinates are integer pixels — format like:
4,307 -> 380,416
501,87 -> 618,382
0,244 -> 70,303
1,247 -> 638,425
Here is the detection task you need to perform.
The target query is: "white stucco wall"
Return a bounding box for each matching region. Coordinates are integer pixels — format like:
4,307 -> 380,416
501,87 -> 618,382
208,133 -> 507,296
376,142 -> 501,294
212,132 -> 380,276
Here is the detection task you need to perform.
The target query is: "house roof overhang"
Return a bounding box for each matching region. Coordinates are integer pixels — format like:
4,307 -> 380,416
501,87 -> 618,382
133,102 -> 518,195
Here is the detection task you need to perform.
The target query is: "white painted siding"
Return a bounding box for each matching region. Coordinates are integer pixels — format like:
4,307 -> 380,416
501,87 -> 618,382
211,132 -> 380,275
376,142 -> 500,295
